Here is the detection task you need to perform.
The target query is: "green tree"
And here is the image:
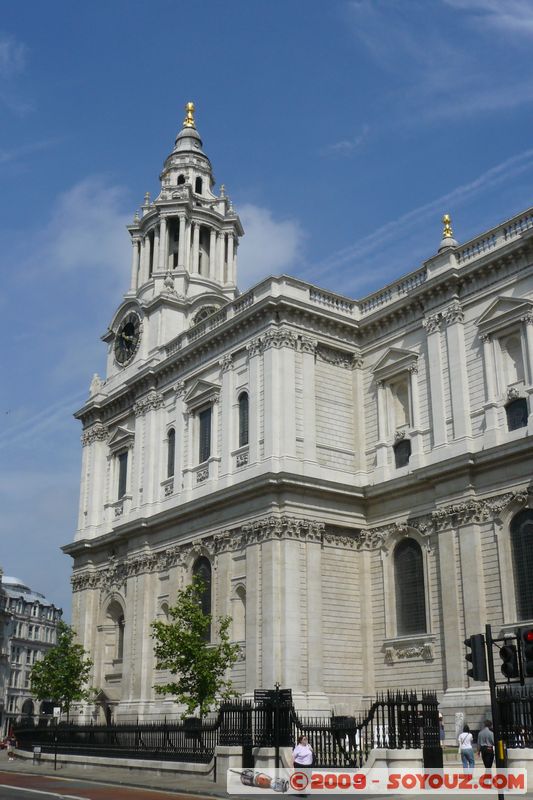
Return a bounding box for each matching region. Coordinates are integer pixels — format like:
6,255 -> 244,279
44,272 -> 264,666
30,621 -> 94,722
151,576 -> 240,718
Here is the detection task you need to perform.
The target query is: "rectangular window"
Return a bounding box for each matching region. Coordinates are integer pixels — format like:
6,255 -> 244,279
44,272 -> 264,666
117,451 -> 128,499
199,407 -> 212,463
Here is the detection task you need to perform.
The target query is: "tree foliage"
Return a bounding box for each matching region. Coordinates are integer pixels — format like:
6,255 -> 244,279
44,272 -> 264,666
30,621 -> 94,720
151,576 -> 240,718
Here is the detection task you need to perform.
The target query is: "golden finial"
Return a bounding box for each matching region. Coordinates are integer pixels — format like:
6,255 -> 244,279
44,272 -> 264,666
442,213 -> 453,239
183,101 -> 196,128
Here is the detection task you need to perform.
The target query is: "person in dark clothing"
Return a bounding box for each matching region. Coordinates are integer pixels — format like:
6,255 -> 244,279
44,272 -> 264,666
477,720 -> 495,769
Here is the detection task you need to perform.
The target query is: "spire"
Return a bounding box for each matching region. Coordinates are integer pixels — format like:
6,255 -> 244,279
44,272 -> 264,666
438,213 -> 458,251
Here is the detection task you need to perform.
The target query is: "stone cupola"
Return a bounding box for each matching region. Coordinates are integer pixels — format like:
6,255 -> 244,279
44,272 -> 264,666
126,102 -> 244,303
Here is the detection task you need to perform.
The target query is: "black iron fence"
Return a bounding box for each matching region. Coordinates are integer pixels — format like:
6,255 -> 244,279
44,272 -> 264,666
14,689 -> 441,767
498,685 -> 533,748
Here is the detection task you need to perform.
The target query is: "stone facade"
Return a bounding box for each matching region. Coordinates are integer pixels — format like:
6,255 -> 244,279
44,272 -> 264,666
65,105 -> 533,730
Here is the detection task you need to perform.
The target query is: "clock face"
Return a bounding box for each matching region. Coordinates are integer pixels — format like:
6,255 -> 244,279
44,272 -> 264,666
114,312 -> 141,366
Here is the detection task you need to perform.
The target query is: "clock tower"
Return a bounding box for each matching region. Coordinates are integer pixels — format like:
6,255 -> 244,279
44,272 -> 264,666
103,102 -> 244,380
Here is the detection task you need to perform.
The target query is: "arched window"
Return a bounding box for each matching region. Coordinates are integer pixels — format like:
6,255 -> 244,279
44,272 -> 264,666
193,557 -> 212,640
238,392 -> 249,447
199,407 -> 212,463
177,174 -> 186,185
106,601 -> 125,662
394,538 -> 426,635
233,585 -> 246,641
394,438 -> 411,468
506,398 -> 528,431
167,428 -> 175,478
21,699 -> 34,718
195,176 -> 203,194
511,510 -> 533,621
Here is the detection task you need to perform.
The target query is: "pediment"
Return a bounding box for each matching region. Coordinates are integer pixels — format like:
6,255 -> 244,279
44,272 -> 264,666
108,426 -> 134,450
477,296 -> 532,333
372,348 -> 418,379
184,379 -> 220,411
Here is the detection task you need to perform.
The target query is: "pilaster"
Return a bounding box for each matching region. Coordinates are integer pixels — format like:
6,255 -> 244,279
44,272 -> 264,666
247,339 -> 261,465
481,334 -> 500,447
220,355 -> 234,476
423,313 -> 447,448
301,337 -> 317,462
436,528 -> 465,690
444,302 -> 472,442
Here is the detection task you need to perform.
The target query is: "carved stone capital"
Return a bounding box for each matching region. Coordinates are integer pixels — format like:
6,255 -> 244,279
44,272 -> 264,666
219,354 -> 234,372
521,312 -> 533,326
422,313 -> 442,334
174,381 -> 186,398
262,328 -> 298,351
134,390 -> 164,416
81,423 -> 109,447
443,301 -> 464,325
299,336 -> 317,355
246,337 -> 263,358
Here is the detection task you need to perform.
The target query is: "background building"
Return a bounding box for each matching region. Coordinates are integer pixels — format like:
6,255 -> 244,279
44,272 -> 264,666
0,573 -> 62,733
65,105 -> 533,734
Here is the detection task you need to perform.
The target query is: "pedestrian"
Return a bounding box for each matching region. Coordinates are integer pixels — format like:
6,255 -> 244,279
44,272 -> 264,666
477,720 -> 495,769
292,734 -> 314,769
458,724 -> 475,771
439,713 -> 445,742
7,736 -> 15,762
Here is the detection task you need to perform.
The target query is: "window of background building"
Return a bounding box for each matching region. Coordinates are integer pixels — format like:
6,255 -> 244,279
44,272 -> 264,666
193,556 -> 212,641
167,428 -> 176,478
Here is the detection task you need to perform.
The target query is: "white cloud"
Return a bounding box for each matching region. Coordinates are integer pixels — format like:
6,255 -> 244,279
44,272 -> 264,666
0,138 -> 61,166
322,125 -> 370,157
443,0 -> 533,35
237,204 -> 304,290
40,177 -> 131,276
307,146 -> 533,286
0,34 -> 26,77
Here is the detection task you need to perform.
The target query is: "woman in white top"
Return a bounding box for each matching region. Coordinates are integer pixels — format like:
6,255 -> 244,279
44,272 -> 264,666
292,735 -> 314,768
458,724 -> 475,770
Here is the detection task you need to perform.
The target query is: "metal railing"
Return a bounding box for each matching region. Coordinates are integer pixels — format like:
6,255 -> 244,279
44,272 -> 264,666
497,685 -> 533,749
14,690 -> 441,767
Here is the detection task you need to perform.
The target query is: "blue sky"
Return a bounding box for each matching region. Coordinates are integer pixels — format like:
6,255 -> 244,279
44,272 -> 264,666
1,0 -> 533,617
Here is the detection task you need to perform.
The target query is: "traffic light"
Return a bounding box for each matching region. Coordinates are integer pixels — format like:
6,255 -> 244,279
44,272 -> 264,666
519,627 -> 533,678
465,634 -> 487,681
499,642 -> 519,679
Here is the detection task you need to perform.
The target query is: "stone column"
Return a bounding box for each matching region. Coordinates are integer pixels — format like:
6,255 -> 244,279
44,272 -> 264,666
261,537 -> 282,687
458,522 -> 487,640
306,536 -> 324,698
220,356 -> 234,476
217,232 -> 225,283
191,223 -> 200,274
78,434 -> 91,531
375,380 -> 389,474
482,334 -> 500,446
184,220 -> 192,273
423,314 -> 447,447
280,537 -> 303,689
263,330 -> 297,462
139,237 -> 147,286
158,217 -> 167,271
437,527 -> 465,690
301,338 -> 317,462
143,235 -> 152,283
232,240 -> 238,284
211,397 -> 220,480
152,227 -> 159,275
83,424 -> 109,529
129,240 -> 140,292
178,215 -> 186,269
174,383 -> 185,494
183,411 -> 193,491
245,540 -> 261,691
409,366 -> 423,467
209,228 -> 217,280
247,339 -> 262,464
226,235 -> 234,284
444,302 -> 472,441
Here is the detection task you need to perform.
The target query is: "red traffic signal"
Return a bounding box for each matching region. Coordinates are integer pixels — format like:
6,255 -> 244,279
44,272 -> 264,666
519,627 -> 533,678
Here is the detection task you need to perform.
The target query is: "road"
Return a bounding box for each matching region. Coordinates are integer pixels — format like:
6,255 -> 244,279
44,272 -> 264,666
0,771 -> 214,800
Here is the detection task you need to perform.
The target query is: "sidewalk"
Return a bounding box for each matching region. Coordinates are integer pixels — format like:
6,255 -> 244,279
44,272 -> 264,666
0,749 -> 228,798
